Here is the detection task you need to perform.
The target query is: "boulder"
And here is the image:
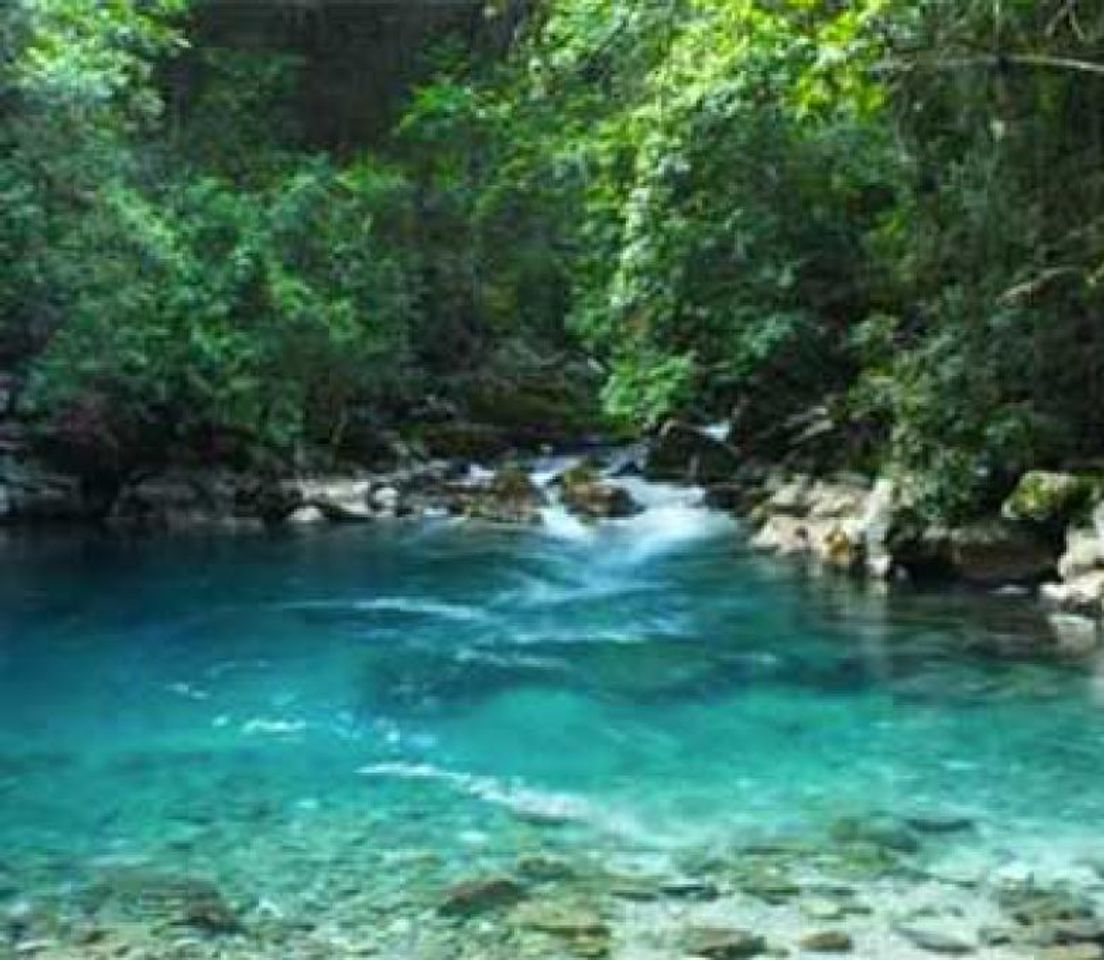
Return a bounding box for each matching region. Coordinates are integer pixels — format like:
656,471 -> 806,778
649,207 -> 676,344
750,515 -> 812,556
465,465 -> 545,524
799,930 -> 854,953
1003,471 -> 1099,530
894,925 -> 974,955
645,420 -> 739,484
681,926 -> 766,959
1058,527 -> 1103,581
295,478 -> 373,523
762,475 -> 816,518
1041,572 -> 1104,618
2,458 -> 104,523
946,519 -> 1056,585
371,485 -> 401,515
748,477 -> 891,576
112,471 -> 240,529
1045,613 -> 1102,655
560,462 -> 641,520
860,478 -> 896,578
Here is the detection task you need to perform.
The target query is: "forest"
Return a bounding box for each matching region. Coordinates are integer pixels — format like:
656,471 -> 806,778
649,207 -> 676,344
2,0 -> 1103,522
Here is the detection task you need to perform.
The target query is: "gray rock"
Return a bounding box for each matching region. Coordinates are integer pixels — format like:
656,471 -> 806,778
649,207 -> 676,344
439,876 -> 526,916
645,421 -> 740,484
830,816 -> 921,854
947,519 -> 1056,585
904,815 -> 975,835
297,478 -> 374,522
681,926 -> 767,959
1039,946 -> 1104,960
799,930 -> 854,953
659,877 -> 720,900
513,901 -> 608,938
895,925 -> 974,954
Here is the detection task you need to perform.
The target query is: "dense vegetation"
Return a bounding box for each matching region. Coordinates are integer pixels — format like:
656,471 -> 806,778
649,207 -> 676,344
2,0 -> 1103,519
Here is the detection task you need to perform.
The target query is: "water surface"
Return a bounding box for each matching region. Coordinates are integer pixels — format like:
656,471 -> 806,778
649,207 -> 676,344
2,492 -> 1103,921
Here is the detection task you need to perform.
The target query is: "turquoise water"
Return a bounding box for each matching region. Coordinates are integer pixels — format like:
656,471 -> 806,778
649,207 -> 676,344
2,497 -> 1104,921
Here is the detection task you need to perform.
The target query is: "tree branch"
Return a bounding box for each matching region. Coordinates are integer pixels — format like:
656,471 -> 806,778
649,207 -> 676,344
875,52 -> 1104,77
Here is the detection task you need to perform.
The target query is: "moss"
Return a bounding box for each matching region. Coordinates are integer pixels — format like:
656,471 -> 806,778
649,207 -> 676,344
1003,471 -> 1103,529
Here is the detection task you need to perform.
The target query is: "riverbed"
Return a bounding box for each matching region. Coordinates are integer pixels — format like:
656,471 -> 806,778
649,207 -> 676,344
2,481 -> 1103,958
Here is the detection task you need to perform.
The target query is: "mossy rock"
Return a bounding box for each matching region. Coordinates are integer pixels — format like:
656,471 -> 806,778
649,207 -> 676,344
1003,471 -> 1103,530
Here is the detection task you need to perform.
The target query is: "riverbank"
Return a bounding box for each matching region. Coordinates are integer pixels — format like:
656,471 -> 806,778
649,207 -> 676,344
3,410 -> 1104,638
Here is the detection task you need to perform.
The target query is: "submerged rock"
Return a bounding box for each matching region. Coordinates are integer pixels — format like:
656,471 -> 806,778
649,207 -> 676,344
181,886 -> 241,934
895,924 -> 974,955
514,901 -> 608,938
517,854 -> 576,882
681,926 -> 766,959
1040,946 -> 1104,960
904,814 -> 975,835
440,876 -> 526,916
829,816 -> 920,854
799,930 -> 854,953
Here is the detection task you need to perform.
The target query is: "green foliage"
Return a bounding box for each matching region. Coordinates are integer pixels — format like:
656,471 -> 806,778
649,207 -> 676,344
3,0 -> 1104,520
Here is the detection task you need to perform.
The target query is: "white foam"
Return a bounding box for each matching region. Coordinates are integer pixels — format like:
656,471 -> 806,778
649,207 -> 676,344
282,597 -> 489,623
359,762 -> 643,838
241,718 -> 307,736
538,504 -> 595,542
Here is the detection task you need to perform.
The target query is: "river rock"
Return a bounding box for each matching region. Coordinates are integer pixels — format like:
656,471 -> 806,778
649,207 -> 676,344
895,925 -> 974,955
799,930 -> 854,952
1058,527 -> 1104,581
371,485 -> 401,514
560,463 -> 640,519
1042,573 -> 1104,618
1040,946 -> 1104,960
296,477 -> 373,522
517,854 -> 576,881
645,421 -> 739,484
440,876 -> 526,916
904,815 -> 975,835
830,815 -> 920,854
112,469 -> 266,529
946,519 -> 1056,585
660,876 -> 720,900
681,926 -> 766,959
514,901 -> 608,938
465,465 -> 545,524
181,885 -> 241,934
1003,471 -> 1100,530
739,868 -> 802,904
1,458 -> 98,522
861,478 -> 897,577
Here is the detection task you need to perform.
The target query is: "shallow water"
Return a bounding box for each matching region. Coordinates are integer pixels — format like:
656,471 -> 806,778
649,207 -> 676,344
2,490 -> 1104,941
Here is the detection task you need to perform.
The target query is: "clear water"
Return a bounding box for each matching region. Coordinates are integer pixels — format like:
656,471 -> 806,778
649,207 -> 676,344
2,492 -> 1104,918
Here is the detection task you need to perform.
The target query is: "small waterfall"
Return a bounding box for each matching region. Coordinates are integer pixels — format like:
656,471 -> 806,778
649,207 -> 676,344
527,452 -> 736,554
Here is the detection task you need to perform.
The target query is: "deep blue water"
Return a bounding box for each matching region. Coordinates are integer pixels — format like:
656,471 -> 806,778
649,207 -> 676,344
2,497 -> 1104,905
